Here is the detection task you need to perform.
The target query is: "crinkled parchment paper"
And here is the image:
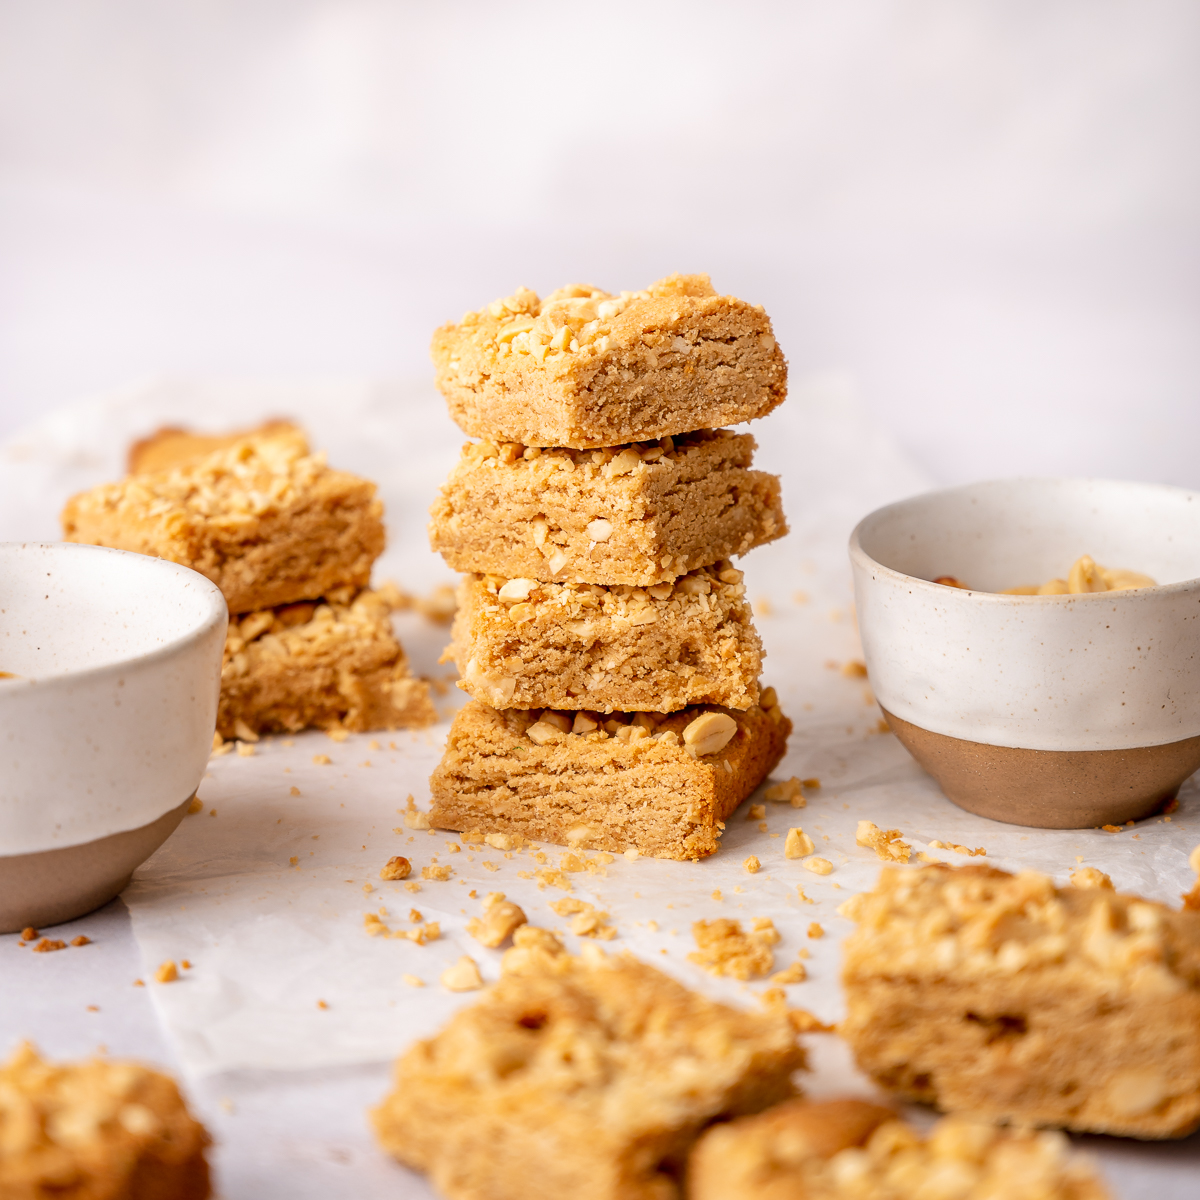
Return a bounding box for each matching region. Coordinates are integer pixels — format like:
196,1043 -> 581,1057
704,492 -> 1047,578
2,377 -> 1196,1199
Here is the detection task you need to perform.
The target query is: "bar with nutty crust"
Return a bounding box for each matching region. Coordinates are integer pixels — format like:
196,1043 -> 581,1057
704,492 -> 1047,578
449,562 -> 762,712
127,419 -> 301,475
219,588 -> 436,737
62,427 -> 385,614
429,695 -> 790,860
687,1097 -> 1110,1200
0,1042 -> 211,1200
432,274 -> 787,449
371,945 -> 804,1200
840,864 -> 1200,1138
429,429 -> 785,586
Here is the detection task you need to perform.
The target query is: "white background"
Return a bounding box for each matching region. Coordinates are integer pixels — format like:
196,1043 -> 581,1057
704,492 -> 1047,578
2,0 -> 1198,485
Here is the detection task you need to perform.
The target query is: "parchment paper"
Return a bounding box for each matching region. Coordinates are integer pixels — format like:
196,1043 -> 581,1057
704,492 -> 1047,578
2,377 -> 1196,1199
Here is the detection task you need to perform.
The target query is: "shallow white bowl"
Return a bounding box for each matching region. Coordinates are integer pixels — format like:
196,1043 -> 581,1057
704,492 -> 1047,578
0,542 -> 226,929
849,478 -> 1200,827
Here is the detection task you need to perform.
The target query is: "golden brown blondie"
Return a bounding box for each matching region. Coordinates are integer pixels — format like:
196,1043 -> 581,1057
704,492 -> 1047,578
429,696 -> 790,860
687,1097 -> 1110,1200
429,429 -> 785,586
371,946 -> 804,1200
448,562 -> 762,712
62,427 -> 384,614
432,274 -> 787,448
127,419 -> 300,475
0,1042 -> 211,1200
840,864 -> 1200,1138
218,588 -> 435,737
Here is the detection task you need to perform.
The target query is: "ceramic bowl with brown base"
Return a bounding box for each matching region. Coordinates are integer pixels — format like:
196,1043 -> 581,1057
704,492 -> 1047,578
849,479 -> 1200,829
0,542 -> 226,932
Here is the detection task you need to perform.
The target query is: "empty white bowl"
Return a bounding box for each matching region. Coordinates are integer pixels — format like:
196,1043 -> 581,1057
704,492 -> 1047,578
0,542 -> 226,930
849,479 -> 1200,827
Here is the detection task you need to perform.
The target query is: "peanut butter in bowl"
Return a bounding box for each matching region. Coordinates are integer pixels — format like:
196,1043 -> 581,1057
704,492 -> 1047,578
935,555 -> 1157,595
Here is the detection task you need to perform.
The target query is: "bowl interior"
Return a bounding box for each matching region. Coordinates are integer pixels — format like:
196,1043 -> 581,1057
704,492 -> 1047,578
855,478 -> 1200,593
0,543 -> 226,680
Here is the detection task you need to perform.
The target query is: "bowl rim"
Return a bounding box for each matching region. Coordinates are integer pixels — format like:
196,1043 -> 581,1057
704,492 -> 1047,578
0,541 -> 227,691
849,476 -> 1200,602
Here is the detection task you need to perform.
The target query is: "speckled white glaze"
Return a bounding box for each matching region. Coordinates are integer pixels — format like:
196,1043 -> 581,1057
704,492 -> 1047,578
0,543 -> 226,855
849,479 -> 1200,752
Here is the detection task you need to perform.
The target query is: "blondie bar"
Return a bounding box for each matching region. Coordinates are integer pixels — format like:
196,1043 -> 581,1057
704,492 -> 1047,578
219,589 -> 435,737
432,274 -> 787,448
62,427 -> 384,614
449,563 -> 762,712
371,946 -> 804,1200
840,864 -> 1200,1138
0,1042 -> 211,1200
687,1097 -> 1109,1200
429,696 -> 790,859
127,419 -> 301,475
429,429 -> 785,586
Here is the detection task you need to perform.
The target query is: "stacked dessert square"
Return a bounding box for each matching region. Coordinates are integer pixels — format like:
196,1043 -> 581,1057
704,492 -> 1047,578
426,273 -> 793,859
61,422 -> 436,739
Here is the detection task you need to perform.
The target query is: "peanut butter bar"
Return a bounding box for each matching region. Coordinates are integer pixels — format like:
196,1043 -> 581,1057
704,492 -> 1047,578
688,1097 -> 1110,1200
432,274 -> 787,448
219,588 -> 435,737
127,418 -> 301,475
429,696 -> 790,860
0,1042 -> 211,1199
371,945 -> 804,1200
840,864 -> 1200,1138
429,429 -> 785,586
449,563 -> 762,712
62,427 -> 384,614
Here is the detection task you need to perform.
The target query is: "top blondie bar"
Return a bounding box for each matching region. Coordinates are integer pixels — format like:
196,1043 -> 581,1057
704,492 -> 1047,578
432,273 -> 787,448
62,425 -> 385,614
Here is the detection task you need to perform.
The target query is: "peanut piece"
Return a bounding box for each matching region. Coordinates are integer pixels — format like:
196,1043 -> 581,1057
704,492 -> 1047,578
683,712 -> 737,758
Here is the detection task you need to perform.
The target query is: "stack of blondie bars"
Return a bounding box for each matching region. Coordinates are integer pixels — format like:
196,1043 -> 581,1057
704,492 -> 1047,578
426,274 -> 792,859
62,422 -> 436,739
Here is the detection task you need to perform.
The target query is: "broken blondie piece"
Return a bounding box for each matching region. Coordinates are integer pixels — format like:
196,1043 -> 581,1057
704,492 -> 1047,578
429,696 -> 790,860
429,429 -> 785,586
371,945 -> 804,1200
432,274 -> 787,448
0,1042 -> 211,1199
687,1097 -> 1110,1200
62,427 -> 384,614
449,562 -> 762,712
219,588 -> 436,737
840,864 -> 1200,1138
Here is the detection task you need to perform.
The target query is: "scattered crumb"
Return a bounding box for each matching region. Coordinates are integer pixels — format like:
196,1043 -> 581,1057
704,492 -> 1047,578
1071,866 -> 1114,889
793,590 -> 810,604
711,889 -> 723,902
403,881 -> 421,893
746,803 -> 766,821
32,938 -> 66,953
235,741 -> 255,757
402,974 -> 425,988
796,886 -> 814,904
690,917 -> 779,979
550,897 -> 617,939
133,979 -> 144,987
181,960 -> 192,969
317,999 -> 329,1010
770,958 -> 808,985
841,660 -> 868,678
485,831 -> 526,851
788,1009 -> 834,1033
856,821 -> 911,863
312,754 -> 331,766
21,927 -> 37,941
445,842 -> 461,854
807,922 -> 824,938
764,777 -> 805,807
289,856 -> 298,867
785,828 -> 815,859
481,861 -> 500,872
440,956 -> 483,992
364,912 -> 388,937
187,797 -> 204,815
289,786 -> 301,797
403,795 -> 432,830
208,809 -> 217,817
154,960 -> 179,983
466,894 -> 528,947
1163,797 -> 1180,814
623,848 -> 639,861
928,839 -> 986,857
421,864 -> 454,882
380,856 -> 412,881
369,739 -> 381,751
646,919 -> 659,932
1102,824 -> 1122,833
803,858 -> 833,875
326,726 -> 349,743
71,936 -> 91,948
802,778 -> 821,790
743,855 -> 761,874
534,868 -> 572,891
754,596 -> 774,616
86,1005 -> 99,1012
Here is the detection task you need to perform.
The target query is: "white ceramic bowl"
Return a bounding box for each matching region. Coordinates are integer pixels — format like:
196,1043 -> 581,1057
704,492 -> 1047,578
849,479 -> 1200,827
0,542 -> 226,930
